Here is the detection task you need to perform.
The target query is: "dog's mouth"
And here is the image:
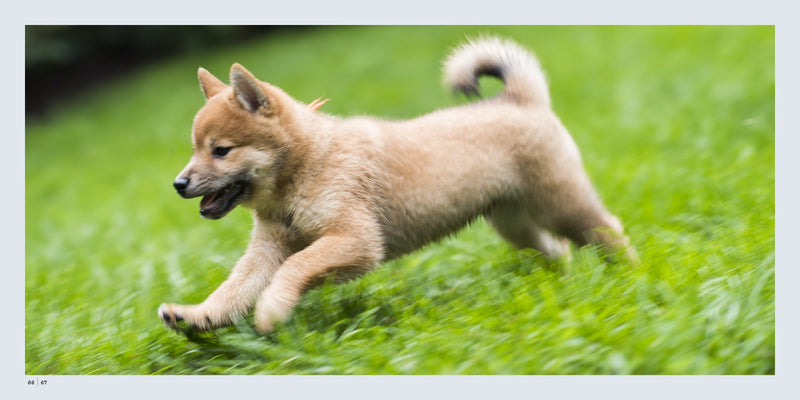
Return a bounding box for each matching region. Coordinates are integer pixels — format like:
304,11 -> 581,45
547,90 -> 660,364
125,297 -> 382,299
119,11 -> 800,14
199,181 -> 249,220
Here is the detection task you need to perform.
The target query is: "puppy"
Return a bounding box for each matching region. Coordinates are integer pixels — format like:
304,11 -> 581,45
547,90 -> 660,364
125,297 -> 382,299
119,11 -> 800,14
159,37 -> 636,334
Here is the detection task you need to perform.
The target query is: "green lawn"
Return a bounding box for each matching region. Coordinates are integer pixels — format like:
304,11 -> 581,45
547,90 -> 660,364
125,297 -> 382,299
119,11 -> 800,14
25,26 -> 774,374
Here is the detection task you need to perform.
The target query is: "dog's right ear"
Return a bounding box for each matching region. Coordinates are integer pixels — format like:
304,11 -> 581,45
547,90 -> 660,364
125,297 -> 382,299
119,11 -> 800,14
198,67 -> 227,100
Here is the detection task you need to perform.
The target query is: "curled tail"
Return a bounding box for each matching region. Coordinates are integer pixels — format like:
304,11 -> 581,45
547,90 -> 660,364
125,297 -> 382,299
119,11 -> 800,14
443,37 -> 550,107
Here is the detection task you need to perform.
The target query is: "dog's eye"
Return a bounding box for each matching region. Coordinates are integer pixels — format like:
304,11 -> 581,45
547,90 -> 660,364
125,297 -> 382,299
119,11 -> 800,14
212,146 -> 232,158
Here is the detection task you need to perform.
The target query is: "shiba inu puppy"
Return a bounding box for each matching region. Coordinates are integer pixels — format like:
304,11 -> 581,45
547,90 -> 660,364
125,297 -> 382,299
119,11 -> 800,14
158,37 -> 636,335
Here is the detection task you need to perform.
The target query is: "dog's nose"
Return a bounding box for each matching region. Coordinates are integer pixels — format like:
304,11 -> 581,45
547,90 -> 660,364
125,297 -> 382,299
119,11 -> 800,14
173,177 -> 189,196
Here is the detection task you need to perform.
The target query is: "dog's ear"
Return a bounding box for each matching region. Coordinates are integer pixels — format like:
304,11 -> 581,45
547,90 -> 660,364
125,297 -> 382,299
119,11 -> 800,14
198,67 -> 227,100
230,63 -> 270,113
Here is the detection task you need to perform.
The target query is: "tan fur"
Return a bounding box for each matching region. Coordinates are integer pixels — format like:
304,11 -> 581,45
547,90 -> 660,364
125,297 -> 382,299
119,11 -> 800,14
159,37 -> 637,335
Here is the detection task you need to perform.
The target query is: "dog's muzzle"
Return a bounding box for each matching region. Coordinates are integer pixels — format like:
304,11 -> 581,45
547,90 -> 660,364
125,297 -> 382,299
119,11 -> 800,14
173,177 -> 190,198
172,176 -> 250,219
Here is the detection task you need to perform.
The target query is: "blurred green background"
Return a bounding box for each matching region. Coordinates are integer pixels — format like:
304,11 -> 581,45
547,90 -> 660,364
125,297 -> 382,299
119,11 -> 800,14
25,26 -> 774,374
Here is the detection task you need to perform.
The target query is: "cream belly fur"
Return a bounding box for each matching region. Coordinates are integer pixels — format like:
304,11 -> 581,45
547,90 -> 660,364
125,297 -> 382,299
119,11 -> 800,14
158,37 -> 636,335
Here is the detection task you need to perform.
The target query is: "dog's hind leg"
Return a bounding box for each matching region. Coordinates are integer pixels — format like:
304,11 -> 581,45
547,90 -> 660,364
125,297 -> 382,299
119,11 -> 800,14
158,220 -> 292,332
564,211 -> 639,264
543,200 -> 638,264
486,202 -> 571,260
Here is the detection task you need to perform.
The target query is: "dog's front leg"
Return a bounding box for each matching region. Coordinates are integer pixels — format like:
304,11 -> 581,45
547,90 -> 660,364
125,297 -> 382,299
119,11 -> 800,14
253,232 -> 383,334
158,221 -> 292,332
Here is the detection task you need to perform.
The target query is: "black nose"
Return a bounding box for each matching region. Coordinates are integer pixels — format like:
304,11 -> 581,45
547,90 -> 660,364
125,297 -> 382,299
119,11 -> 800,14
173,177 -> 189,196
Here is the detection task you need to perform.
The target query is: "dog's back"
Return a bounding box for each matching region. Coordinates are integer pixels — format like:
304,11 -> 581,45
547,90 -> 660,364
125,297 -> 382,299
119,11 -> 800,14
277,37 -> 631,262
362,38 -> 582,258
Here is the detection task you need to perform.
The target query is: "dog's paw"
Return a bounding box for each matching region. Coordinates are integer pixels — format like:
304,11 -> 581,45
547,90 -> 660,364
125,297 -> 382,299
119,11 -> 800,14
158,302 -> 223,334
158,303 -> 187,332
158,303 -> 207,333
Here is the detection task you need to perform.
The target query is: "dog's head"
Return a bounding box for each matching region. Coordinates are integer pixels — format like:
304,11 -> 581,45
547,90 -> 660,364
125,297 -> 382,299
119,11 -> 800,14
173,64 -> 294,219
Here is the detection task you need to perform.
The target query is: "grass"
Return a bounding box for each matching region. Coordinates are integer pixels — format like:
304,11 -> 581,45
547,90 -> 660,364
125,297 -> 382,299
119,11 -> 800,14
25,26 -> 774,374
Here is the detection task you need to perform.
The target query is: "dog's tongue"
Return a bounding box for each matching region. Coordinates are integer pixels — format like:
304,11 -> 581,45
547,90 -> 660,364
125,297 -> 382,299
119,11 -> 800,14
200,191 -> 221,210
198,183 -> 245,219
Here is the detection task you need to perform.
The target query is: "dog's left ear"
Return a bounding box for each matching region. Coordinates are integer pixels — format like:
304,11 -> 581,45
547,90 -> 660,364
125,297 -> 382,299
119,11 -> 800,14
230,63 -> 270,113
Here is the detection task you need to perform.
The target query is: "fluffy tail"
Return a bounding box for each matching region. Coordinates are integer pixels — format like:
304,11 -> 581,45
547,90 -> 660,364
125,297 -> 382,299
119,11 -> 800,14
443,37 -> 550,107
